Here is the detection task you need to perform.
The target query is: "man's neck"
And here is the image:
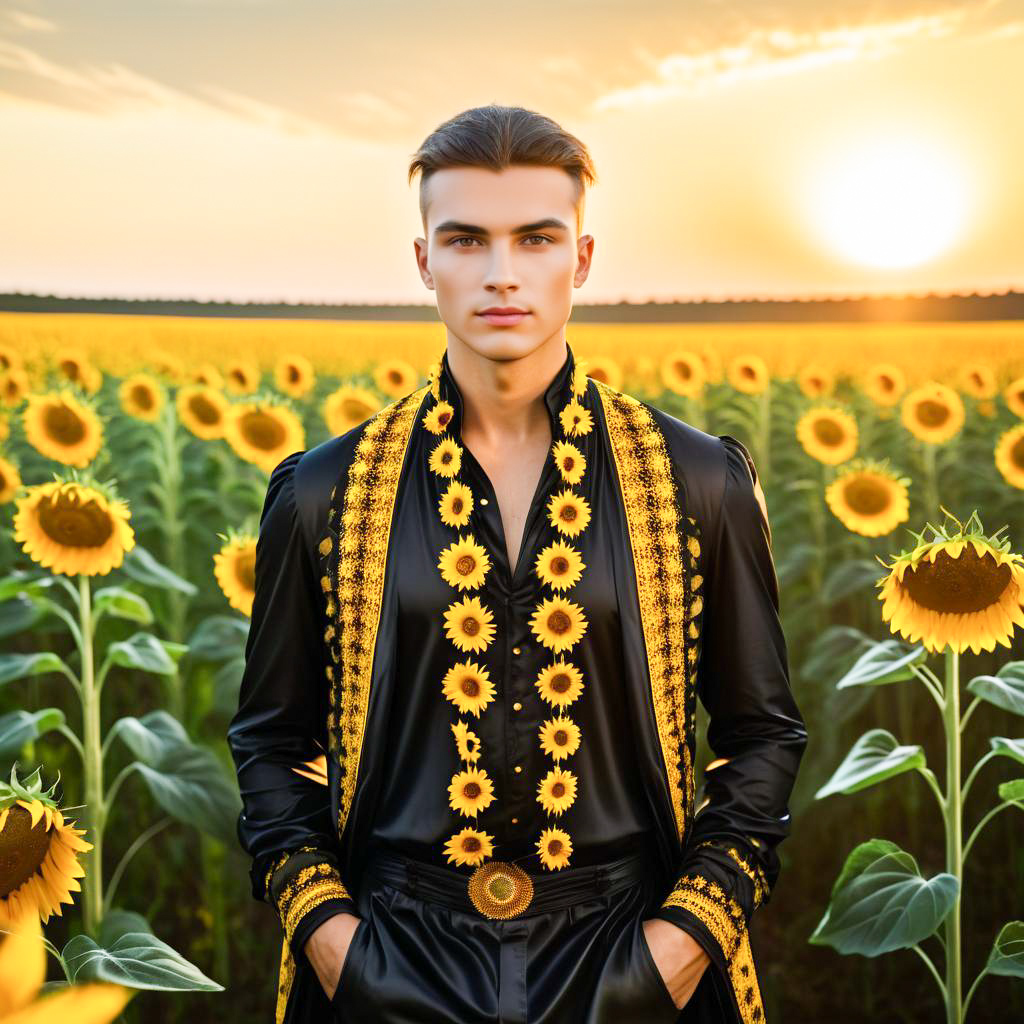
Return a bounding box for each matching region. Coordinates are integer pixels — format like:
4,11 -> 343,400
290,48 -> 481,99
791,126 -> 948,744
446,333 -> 567,448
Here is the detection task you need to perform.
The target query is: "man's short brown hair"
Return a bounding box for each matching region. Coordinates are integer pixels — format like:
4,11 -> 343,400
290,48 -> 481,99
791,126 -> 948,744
408,104 -> 597,235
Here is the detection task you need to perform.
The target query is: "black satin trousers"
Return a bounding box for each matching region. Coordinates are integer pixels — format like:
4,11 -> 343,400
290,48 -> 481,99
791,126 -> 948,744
283,845 -> 728,1024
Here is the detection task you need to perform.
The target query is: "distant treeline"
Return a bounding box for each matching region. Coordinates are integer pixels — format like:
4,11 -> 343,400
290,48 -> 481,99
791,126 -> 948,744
1,290 -> 1022,322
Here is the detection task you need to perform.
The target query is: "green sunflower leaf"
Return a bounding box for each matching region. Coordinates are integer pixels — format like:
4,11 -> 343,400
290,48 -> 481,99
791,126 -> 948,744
815,728 -> 926,799
967,662 -> 1024,717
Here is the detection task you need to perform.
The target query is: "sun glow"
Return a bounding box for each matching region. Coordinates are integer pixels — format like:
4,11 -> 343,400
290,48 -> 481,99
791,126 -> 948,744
806,136 -> 973,270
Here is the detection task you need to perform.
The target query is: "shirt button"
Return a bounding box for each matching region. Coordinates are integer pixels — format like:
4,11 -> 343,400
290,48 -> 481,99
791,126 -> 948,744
514,765 -> 522,773
512,646 -> 521,655
511,817 -> 519,824
480,498 -> 489,505
513,701 -> 522,711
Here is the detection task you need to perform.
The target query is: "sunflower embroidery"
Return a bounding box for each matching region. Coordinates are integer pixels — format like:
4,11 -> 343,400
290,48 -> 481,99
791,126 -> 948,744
534,541 -> 585,591
558,400 -> 593,437
451,720 -> 483,763
423,400 -> 455,435
443,826 -> 494,867
538,717 -> 581,761
439,480 -> 474,528
547,489 -> 591,537
534,659 -> 585,708
531,596 -> 588,653
536,767 -> 578,816
429,436 -> 463,478
551,440 -> 586,485
438,534 -> 492,591
441,659 -> 496,717
443,597 -> 496,653
536,826 -> 573,870
448,768 -> 497,817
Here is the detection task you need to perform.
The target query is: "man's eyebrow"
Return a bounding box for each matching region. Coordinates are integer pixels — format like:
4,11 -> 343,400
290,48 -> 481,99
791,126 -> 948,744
433,218 -> 569,238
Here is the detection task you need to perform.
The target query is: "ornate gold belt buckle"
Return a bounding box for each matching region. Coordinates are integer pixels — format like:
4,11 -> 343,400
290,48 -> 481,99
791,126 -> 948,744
467,860 -> 534,919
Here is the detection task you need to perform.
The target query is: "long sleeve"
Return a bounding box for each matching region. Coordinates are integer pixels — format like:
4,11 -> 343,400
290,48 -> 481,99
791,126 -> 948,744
226,450 -> 357,962
652,434 -> 808,1013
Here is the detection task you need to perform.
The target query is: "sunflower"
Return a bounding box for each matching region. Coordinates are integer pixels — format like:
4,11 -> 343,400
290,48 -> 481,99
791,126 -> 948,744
374,358 -> 418,398
531,596 -> 588,653
191,363 -> 224,389
224,360 -> 261,395
438,534 -> 491,591
551,441 -> 586,485
660,351 -> 706,398
177,385 -> 229,440
876,510 -> 1024,655
995,424 -> 1024,490
571,359 -> 590,398
448,768 -> 496,817
958,363 -> 997,399
451,720 -> 483,763
439,480 -> 474,528
825,459 -> 911,537
538,717 -> 581,761
443,826 -> 494,867
534,541 -> 585,591
53,349 -> 102,395
0,412 -> 7,442
0,765 -> 93,923
223,400 -> 305,473
1004,376 -> 1024,419
0,369 -> 29,407
14,478 -> 135,576
558,400 -> 593,438
536,768 -> 578,815
795,406 -> 859,465
148,349 -> 185,383
900,382 -> 965,444
442,659 -> 496,715
797,364 -> 835,399
213,532 -> 257,616
534,659 -> 585,708
443,590 -> 495,651
584,356 -> 622,390
429,436 -> 463,478
423,400 -> 455,435
862,364 -> 906,407
547,489 -> 591,537
536,826 -> 572,870
23,390 -> 103,467
118,373 -> 165,423
726,354 -> 769,395
0,344 -> 21,373
274,353 -> 315,398
0,455 -> 21,505
324,385 -> 381,436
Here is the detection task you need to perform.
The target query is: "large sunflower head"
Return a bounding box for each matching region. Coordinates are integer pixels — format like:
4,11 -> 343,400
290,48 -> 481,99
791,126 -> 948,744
727,354 -> 770,395
0,765 -> 93,923
551,440 -> 586,486
900,382 -> 965,444
1004,376 -> 1024,419
862,364 -> 906,407
223,397 -> 305,473
957,363 -> 997,399
451,719 -> 483,763
995,424 -> 1024,490
1,368 -> 30,407
429,436 -> 463,478
534,659 -> 585,708
374,359 -> 418,398
583,356 -> 622,391
23,389 -> 104,467
213,529 -> 258,616
224,360 -> 262,395
442,658 -> 496,716
0,455 -> 22,505
536,826 -> 573,870
876,509 -> 1024,654
530,596 -> 588,653
797,364 -> 835,399
825,458 -> 911,537
547,489 -> 591,537
177,384 -> 229,440
14,474 -> 135,576
795,405 -> 859,465
660,351 -> 706,398
274,353 -> 315,398
448,767 -> 496,817
438,534 -> 491,591
538,716 -> 582,761
439,480 -> 474,529
443,826 -> 494,867
324,385 -> 381,437
534,540 -> 585,592
118,373 -> 166,423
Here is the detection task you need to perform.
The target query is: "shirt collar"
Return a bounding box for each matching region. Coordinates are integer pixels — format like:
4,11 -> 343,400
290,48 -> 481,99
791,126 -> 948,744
437,342 -> 578,439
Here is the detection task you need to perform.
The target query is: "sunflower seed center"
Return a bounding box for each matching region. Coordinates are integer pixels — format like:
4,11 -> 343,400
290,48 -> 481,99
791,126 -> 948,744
456,555 -> 476,576
0,806 -> 50,898
239,410 -> 287,451
915,400 -> 950,428
38,492 -> 115,548
903,548 -> 1011,614
548,610 -> 571,634
235,550 -> 256,591
44,403 -> 86,445
812,418 -> 844,446
189,394 -> 221,425
842,478 -> 891,515
550,673 -> 571,693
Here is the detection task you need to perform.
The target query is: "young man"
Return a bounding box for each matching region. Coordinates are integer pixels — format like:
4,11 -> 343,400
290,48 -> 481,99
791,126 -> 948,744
228,104 -> 807,1024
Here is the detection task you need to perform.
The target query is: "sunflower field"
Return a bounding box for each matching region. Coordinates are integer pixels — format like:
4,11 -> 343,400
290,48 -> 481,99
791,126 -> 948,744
1,311 -> 1023,1024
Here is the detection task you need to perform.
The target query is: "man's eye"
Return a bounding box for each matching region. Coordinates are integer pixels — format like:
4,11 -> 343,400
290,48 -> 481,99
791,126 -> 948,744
450,237 -> 480,247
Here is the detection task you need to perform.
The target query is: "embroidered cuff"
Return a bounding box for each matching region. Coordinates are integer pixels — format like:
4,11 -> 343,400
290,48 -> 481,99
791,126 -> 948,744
267,845 -> 355,959
657,872 -> 765,1024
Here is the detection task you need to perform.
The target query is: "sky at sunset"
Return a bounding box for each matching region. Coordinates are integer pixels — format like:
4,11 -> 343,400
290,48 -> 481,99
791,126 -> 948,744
1,0 -> 1022,304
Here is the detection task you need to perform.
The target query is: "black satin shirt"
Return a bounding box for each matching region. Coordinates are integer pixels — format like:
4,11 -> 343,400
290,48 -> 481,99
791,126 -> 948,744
369,346 -> 654,871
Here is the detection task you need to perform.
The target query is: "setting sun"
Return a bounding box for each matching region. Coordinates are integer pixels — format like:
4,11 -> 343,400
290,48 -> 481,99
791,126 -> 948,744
805,136 -> 974,271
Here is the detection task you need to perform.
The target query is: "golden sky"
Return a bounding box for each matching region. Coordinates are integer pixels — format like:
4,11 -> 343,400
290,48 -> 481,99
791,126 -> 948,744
1,0 -> 1022,303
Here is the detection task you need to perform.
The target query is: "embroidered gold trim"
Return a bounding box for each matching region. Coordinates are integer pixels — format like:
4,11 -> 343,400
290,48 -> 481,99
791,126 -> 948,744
663,873 -> 765,1024
593,380 -> 700,847
325,386 -> 429,836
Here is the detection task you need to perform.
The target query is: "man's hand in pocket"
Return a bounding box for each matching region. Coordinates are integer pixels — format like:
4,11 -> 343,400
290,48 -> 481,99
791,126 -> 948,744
304,912 -> 363,1001
642,917 -> 711,1010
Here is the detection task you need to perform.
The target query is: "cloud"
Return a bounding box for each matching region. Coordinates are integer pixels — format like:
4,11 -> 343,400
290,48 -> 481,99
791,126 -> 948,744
2,9 -> 57,32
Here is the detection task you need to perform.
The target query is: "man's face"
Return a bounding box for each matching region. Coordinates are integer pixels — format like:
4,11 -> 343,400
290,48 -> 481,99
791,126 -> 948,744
413,165 -> 594,361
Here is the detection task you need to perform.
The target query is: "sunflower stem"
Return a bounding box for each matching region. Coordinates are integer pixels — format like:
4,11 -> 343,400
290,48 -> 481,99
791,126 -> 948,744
78,573 -> 105,938
942,646 -> 963,1024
